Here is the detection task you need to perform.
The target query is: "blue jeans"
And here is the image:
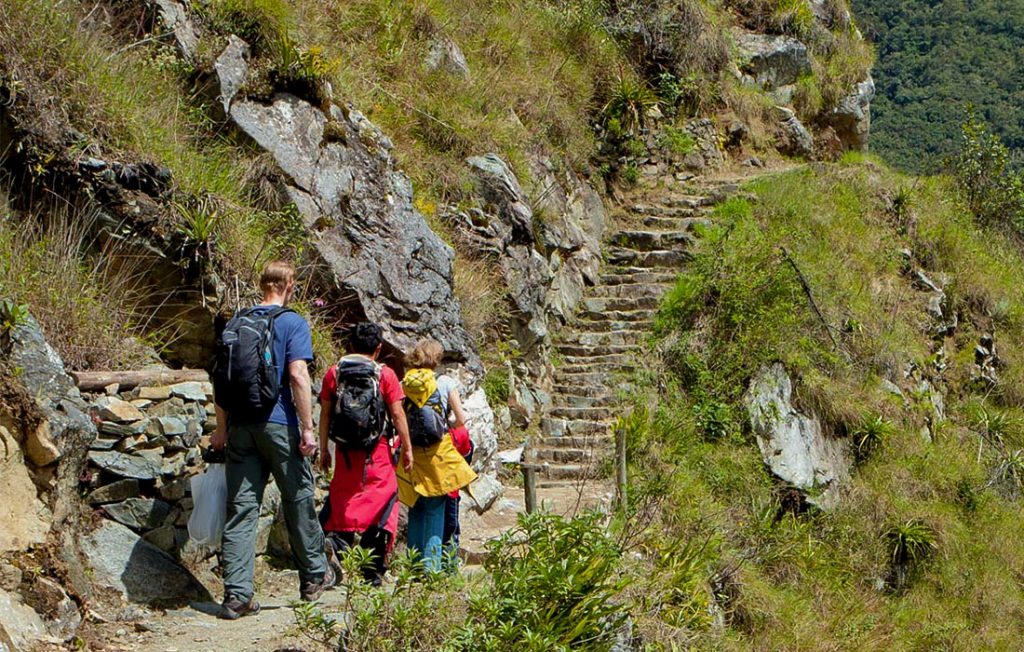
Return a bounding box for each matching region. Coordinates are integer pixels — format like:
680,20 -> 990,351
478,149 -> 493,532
407,495 -> 447,573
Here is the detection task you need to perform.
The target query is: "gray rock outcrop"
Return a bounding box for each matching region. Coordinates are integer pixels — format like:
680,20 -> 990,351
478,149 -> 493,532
733,29 -> 812,91
776,108 -> 815,158
0,421 -> 51,552
744,363 -> 851,509
229,93 -> 479,370
828,76 -> 875,152
0,587 -> 49,652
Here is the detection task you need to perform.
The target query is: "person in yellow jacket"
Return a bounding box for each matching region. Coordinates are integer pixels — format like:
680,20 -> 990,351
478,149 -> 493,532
396,339 -> 476,574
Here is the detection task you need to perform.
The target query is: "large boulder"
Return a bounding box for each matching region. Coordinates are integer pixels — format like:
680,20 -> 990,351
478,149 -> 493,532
79,520 -> 209,606
229,93 -> 479,372
425,37 -> 471,77
744,363 -> 851,509
827,75 -> 875,152
733,29 -> 812,91
461,387 -> 499,473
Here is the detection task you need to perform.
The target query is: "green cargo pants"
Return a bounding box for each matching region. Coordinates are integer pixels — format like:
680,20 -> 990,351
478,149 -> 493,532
222,421 -> 326,602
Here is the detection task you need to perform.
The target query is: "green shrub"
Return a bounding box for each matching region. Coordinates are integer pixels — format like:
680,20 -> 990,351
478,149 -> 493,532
659,125 -> 696,156
482,367 -> 510,407
447,512 -> 628,651
851,413 -> 893,463
885,518 -> 938,592
949,109 -> 1024,234
199,0 -> 293,55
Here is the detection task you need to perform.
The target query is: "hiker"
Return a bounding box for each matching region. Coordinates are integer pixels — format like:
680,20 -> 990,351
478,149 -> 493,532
318,322 -> 413,586
211,260 -> 333,620
396,339 -> 476,575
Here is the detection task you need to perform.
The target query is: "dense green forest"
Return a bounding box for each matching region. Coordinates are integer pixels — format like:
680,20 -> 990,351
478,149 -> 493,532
853,0 -> 1024,173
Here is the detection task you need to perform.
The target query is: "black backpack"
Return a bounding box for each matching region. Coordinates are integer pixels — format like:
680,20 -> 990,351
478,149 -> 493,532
404,389 -> 448,448
329,359 -> 388,453
212,306 -> 292,416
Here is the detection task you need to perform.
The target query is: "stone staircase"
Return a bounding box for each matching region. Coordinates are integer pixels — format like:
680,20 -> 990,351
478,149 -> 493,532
528,180 -> 743,485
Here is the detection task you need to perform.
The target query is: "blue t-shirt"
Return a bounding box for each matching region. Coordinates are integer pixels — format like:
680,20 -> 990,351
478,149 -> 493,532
250,306 -> 314,427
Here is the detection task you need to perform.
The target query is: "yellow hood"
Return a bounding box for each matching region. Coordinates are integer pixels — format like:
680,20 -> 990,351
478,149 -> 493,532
402,368 -> 438,408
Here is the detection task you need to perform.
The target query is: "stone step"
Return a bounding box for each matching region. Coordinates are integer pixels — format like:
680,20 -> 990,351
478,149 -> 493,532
552,394 -> 619,409
562,352 -> 637,366
600,270 -> 680,285
608,230 -> 695,252
573,318 -> 654,333
551,383 -> 611,398
629,203 -> 710,218
558,361 -> 635,376
577,308 -> 659,322
532,447 -> 593,463
536,463 -> 597,481
606,248 -> 690,269
581,295 -> 660,312
549,406 -> 617,420
559,330 -> 647,348
635,216 -> 711,232
554,343 -> 641,358
585,283 -> 669,299
541,416 -> 614,438
537,435 -> 615,449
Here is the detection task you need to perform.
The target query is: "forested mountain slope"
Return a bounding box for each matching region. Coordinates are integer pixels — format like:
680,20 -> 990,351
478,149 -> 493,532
853,0 -> 1024,172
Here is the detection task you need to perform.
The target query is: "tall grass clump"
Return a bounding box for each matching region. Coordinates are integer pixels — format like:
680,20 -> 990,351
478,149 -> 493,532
0,205 -> 162,370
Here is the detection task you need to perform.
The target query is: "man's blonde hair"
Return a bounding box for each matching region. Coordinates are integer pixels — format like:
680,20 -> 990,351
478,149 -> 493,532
259,260 -> 296,295
406,339 -> 444,369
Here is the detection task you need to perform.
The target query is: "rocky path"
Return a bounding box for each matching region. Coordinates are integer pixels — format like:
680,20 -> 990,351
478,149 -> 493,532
526,174 -> 755,488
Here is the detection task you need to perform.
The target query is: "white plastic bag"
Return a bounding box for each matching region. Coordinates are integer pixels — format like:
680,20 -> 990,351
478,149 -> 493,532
187,463 -> 227,546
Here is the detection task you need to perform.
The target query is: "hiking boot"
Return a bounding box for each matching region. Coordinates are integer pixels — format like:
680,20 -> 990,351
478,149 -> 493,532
324,537 -> 343,580
219,595 -> 260,620
300,565 -> 337,602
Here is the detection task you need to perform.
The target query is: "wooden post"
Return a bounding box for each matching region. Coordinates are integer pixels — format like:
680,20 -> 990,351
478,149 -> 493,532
521,463 -> 540,514
615,426 -> 628,512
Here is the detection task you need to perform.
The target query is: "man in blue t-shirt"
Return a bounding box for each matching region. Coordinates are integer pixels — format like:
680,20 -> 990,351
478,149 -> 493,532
211,261 -> 333,619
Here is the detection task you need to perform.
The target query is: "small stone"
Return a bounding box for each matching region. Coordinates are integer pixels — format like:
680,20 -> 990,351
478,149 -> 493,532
87,479 -> 141,505
157,476 -> 190,502
143,525 -> 178,552
130,399 -> 154,410
161,452 -> 188,477
25,421 -> 61,466
104,383 -> 120,396
149,417 -> 187,437
0,561 -> 23,591
165,436 -> 186,452
94,396 -> 146,423
136,386 -> 172,401
88,451 -> 163,480
100,420 -> 149,437
104,498 -> 171,531
90,436 -> 119,451
116,435 -> 148,453
170,382 -> 206,402
147,398 -> 185,418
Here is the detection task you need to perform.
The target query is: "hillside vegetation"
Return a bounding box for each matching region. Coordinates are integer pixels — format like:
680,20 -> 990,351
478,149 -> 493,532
853,0 -> 1024,173
0,0 -> 872,367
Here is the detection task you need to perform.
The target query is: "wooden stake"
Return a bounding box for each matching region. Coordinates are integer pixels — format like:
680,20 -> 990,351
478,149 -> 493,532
616,426 -> 628,512
522,463 -> 540,514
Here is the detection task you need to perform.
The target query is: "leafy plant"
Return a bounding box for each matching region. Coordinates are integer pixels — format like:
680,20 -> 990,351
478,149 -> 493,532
602,75 -> 659,135
447,512 -> 628,651
948,108 -> 1024,234
885,518 -> 938,592
692,398 -> 736,441
851,413 -> 893,463
621,162 -> 641,185
173,194 -> 224,265
482,367 -> 510,407
659,125 -> 696,157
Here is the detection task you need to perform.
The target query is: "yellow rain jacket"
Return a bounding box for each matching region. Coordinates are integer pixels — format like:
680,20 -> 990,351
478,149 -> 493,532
396,368 -> 477,506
